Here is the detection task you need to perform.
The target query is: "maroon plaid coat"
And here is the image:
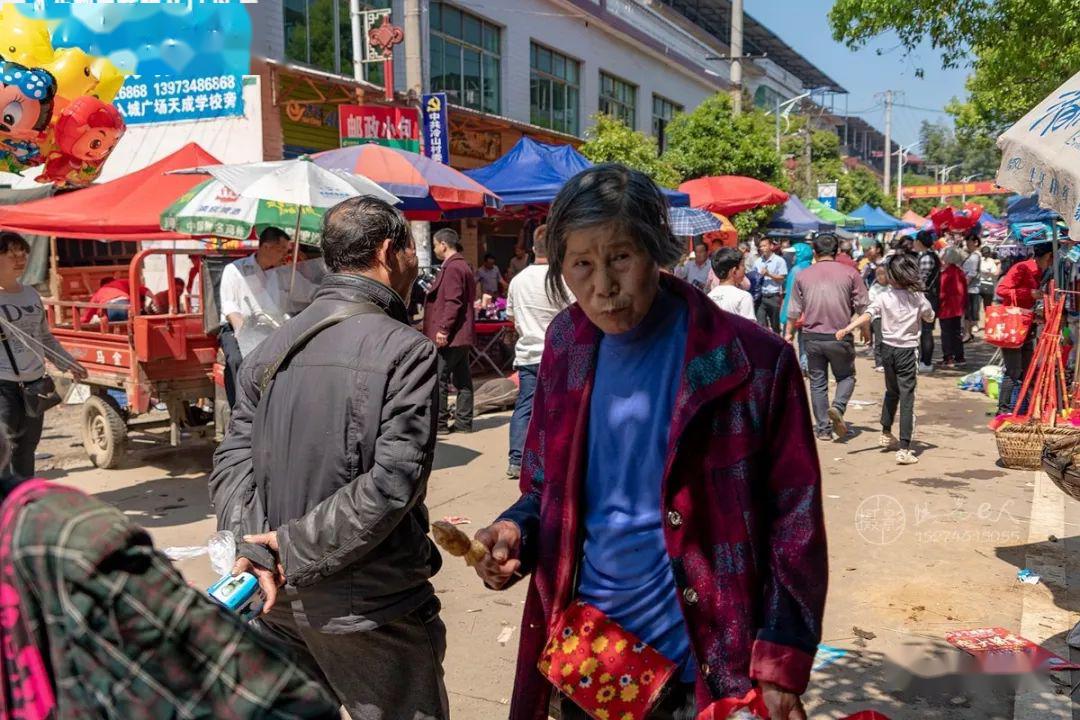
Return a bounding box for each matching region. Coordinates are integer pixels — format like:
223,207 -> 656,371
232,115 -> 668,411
497,276 -> 827,719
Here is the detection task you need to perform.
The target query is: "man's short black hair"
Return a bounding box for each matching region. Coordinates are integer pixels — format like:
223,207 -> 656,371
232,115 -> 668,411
433,228 -> 463,252
0,232 -> 30,255
914,230 -> 935,250
321,196 -> 410,273
693,240 -> 708,252
812,233 -> 838,257
710,246 -> 744,280
484,253 -> 496,262
259,226 -> 290,246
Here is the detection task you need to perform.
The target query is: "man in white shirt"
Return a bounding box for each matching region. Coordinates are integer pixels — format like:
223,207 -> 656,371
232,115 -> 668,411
675,241 -> 713,291
707,246 -> 756,320
753,237 -> 788,332
218,227 -> 316,408
505,226 -> 572,479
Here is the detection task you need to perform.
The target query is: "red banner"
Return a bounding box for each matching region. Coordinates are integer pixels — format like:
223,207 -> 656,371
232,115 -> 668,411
903,181 -> 1011,199
338,105 -> 420,151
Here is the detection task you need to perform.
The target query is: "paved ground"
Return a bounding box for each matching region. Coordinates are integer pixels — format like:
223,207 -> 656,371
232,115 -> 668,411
33,338 -> 1080,719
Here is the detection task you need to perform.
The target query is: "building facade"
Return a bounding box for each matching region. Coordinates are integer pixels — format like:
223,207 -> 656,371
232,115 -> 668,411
248,0 -> 844,164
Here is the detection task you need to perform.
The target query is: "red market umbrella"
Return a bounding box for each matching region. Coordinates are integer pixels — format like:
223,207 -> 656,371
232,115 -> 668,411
678,176 -> 788,216
310,143 -> 500,220
0,143 -> 221,240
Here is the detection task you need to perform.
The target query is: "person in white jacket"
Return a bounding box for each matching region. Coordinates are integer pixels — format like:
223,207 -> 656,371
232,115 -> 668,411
707,246 -> 755,320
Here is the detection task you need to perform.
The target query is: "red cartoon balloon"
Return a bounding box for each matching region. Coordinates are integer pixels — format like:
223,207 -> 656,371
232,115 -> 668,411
38,95 -> 125,187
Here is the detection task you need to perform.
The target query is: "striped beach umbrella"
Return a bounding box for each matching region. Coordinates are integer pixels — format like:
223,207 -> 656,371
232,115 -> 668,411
311,143 -> 500,219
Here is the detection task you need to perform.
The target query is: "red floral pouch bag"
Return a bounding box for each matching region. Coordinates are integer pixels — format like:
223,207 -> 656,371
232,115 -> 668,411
538,601 -> 678,720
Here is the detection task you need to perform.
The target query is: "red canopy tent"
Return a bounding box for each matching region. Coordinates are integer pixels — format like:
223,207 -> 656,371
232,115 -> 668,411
678,176 -> 788,216
0,143 -> 221,240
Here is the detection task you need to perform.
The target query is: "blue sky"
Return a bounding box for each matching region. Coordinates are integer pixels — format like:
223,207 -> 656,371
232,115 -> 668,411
744,0 -> 970,149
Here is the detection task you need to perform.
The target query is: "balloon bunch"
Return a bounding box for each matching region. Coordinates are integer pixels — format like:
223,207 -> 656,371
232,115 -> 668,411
0,5 -> 126,187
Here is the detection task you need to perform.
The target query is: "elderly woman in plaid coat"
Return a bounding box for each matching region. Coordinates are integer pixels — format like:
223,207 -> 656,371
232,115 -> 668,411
474,165 -> 827,720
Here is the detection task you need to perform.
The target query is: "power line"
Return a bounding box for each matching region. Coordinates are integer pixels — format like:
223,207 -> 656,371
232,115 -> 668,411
894,102 -> 952,115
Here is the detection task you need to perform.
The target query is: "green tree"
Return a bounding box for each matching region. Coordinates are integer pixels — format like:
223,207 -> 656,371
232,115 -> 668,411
836,164 -> 892,214
664,93 -> 785,235
828,0 -> 1080,133
579,113 -> 681,188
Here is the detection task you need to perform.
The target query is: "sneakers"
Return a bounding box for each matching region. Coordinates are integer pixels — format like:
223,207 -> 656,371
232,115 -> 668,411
506,464 -> 521,479
896,448 -> 918,465
874,366 -> 885,373
917,363 -> 934,374
827,407 -> 849,438
880,432 -> 898,449
815,430 -> 833,441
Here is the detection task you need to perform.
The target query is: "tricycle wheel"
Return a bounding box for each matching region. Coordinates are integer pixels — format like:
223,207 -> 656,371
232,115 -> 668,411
83,395 -> 127,469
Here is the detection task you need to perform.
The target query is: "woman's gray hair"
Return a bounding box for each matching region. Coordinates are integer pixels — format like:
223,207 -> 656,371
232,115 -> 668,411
544,164 -> 682,304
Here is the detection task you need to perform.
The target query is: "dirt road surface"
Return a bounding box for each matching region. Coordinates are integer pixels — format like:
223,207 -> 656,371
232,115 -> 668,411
33,341 -> 1080,719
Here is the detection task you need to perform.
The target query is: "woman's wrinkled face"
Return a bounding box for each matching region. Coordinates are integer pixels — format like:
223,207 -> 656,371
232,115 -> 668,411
561,223 -> 659,335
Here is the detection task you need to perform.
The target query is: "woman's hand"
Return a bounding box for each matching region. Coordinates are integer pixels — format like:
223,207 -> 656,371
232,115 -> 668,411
473,520 -> 522,590
760,682 -> 807,719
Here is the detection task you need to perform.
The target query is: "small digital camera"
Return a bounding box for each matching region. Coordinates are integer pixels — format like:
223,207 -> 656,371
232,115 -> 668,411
207,572 -> 261,620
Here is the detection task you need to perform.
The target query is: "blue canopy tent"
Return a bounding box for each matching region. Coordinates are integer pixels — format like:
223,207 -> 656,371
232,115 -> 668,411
848,203 -> 912,232
766,195 -> 835,236
1006,194 -> 1057,224
464,136 -> 689,207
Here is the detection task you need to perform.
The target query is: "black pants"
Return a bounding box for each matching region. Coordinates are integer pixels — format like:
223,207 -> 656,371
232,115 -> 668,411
919,318 -> 936,366
881,344 -> 918,448
999,337 -> 1035,415
940,316 -> 965,362
756,293 -> 782,333
965,294 -> 982,323
219,325 -> 243,410
0,380 -> 44,484
561,681 -> 696,720
256,595 -> 449,720
871,317 -> 883,368
437,346 -> 473,431
804,332 -> 857,436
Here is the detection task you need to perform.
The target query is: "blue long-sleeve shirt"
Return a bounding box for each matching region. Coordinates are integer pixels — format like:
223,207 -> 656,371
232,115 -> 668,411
576,289 -> 695,681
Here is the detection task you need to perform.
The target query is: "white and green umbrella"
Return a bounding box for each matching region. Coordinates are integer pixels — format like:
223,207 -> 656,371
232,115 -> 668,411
160,156 -> 400,246
161,179 -> 329,246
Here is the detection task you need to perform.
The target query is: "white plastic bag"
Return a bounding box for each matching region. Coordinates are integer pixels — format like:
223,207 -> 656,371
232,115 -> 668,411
163,530 -> 236,577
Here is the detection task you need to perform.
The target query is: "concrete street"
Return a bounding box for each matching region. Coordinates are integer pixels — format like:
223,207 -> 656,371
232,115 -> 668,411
33,339 -> 1080,719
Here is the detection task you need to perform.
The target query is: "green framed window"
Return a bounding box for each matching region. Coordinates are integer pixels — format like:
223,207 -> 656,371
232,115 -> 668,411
529,42 -> 580,135
599,71 -> 636,128
430,2 -> 501,113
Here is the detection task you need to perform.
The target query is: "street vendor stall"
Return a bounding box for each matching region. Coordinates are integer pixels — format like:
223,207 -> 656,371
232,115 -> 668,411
989,69 -> 1080,475
0,143 -> 226,467
848,203 -> 913,233
766,195 -> 835,237
466,137 -> 690,211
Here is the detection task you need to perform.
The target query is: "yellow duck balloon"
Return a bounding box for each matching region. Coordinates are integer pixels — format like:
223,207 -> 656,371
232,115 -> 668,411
44,47 -> 125,110
0,6 -> 54,67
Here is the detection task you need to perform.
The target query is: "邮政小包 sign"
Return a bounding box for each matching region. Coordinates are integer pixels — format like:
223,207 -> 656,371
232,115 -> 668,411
339,105 -> 420,152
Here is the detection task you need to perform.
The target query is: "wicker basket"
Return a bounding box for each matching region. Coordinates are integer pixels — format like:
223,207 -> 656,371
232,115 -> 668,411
995,423 -> 1080,470
1042,434 -> 1080,502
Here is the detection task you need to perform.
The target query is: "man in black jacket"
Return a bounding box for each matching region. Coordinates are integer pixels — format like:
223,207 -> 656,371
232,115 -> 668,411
209,197 -> 447,720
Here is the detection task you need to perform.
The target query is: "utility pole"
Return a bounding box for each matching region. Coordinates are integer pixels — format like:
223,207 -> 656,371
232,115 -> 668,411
404,0 -> 422,100
402,0 -> 430,267
882,90 -> 893,196
349,0 -> 364,83
730,0 -> 743,115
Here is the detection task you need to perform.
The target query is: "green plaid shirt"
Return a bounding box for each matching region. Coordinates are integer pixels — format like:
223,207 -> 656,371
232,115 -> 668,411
4,483 -> 338,719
